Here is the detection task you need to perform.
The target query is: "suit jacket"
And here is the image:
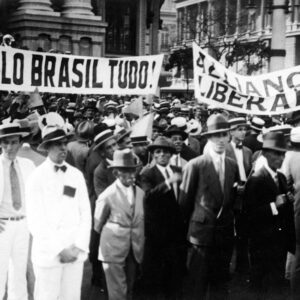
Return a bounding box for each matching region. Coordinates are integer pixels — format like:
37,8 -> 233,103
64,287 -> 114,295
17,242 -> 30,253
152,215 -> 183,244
25,158 -> 91,267
94,181 -> 145,263
244,166 -> 295,254
67,140 -> 89,175
140,165 -> 186,247
243,133 -> 262,153
93,159 -> 116,198
225,143 -> 252,178
181,144 -> 198,162
0,155 -> 35,208
179,154 -> 239,246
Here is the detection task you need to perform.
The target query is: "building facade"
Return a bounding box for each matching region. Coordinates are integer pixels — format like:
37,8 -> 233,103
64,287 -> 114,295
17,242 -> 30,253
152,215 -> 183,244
0,0 -> 165,57
174,0 -> 300,72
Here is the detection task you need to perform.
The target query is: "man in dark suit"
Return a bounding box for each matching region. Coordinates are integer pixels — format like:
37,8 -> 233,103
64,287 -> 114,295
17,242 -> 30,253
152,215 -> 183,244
244,131 -> 295,300
244,117 -> 265,153
179,113 -> 239,300
140,136 -> 186,299
226,117 -> 253,273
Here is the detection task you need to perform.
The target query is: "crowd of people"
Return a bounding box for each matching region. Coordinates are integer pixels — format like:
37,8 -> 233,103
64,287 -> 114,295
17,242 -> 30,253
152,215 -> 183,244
1,88 -> 300,300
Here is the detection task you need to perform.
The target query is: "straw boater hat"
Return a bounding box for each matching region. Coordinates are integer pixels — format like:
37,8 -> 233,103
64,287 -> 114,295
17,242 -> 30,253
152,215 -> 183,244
114,127 -> 131,143
148,136 -> 176,154
93,129 -> 115,151
0,123 -> 30,139
38,125 -> 72,151
228,117 -> 249,130
250,117 -> 265,132
130,135 -> 149,145
201,113 -> 229,136
108,148 -> 140,169
290,127 -> 300,149
262,131 -> 287,152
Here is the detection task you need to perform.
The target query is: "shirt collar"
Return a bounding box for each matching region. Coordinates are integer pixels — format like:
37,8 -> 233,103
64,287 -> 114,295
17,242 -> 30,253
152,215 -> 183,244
1,155 -> 18,166
116,178 -> 131,191
208,146 -> 225,162
46,157 -> 66,168
156,163 -> 171,174
262,158 -> 277,179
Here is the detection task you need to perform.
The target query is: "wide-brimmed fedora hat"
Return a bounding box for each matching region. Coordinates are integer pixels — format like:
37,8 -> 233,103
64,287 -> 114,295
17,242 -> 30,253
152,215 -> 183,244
148,136 -> 176,154
201,113 -> 229,136
75,120 -> 94,142
93,129 -> 115,151
38,125 -> 72,151
250,117 -> 265,132
262,131 -> 287,152
229,117 -> 249,130
164,125 -> 188,140
108,148 -> 140,169
257,124 -> 292,143
0,123 -> 30,140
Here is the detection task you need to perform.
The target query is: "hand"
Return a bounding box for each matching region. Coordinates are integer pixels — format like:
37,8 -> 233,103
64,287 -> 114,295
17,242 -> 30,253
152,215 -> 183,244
167,172 -> 182,184
275,194 -> 287,208
0,219 -> 5,233
59,247 -> 78,263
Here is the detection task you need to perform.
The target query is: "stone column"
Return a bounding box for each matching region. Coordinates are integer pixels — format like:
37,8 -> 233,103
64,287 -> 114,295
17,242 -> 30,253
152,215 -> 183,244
61,0 -> 94,17
16,0 -> 54,12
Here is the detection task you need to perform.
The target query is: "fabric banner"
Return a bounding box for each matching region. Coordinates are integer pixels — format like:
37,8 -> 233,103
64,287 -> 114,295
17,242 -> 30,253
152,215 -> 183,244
193,42 -> 300,115
0,46 -> 163,95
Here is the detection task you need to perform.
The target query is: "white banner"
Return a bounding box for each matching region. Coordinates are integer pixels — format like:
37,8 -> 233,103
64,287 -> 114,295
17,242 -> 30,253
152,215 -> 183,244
193,42 -> 300,115
0,46 -> 163,95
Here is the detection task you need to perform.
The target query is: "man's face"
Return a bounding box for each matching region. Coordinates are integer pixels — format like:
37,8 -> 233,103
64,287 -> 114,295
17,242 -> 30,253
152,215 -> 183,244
209,131 -> 229,154
170,134 -> 183,153
264,150 -> 285,171
153,148 -> 172,167
103,138 -> 117,160
118,136 -> 132,150
115,168 -> 137,187
0,135 -> 22,161
47,138 -> 68,164
230,126 -> 248,143
152,128 -> 161,141
132,143 -> 148,156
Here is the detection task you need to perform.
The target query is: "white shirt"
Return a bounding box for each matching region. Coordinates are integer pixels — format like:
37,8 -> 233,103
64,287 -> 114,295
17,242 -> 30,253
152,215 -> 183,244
116,178 -> 134,207
208,146 -> 225,177
156,163 -> 178,199
231,141 -> 247,182
0,156 -> 25,217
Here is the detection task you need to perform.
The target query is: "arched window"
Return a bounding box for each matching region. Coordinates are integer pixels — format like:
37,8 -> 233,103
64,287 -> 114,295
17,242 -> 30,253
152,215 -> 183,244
37,34 -> 51,52
58,35 -> 72,54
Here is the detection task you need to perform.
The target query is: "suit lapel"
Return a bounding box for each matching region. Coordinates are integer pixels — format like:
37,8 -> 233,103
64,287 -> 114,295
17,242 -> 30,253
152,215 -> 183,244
205,155 -> 223,203
116,183 -> 134,218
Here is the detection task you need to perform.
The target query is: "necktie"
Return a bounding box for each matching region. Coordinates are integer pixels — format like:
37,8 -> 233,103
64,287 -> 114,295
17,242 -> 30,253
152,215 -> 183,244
236,143 -> 243,149
217,156 -> 225,192
165,168 -> 177,199
10,161 -> 22,210
54,165 -> 67,172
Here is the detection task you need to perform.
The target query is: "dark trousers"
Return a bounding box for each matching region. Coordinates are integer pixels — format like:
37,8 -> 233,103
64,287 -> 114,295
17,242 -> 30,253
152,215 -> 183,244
291,245 -> 300,300
185,233 -> 234,300
249,238 -> 288,300
139,242 -> 186,300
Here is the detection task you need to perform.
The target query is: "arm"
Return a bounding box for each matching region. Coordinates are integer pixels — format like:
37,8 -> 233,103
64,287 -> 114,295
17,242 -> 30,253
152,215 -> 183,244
94,194 -> 111,234
94,165 -> 108,197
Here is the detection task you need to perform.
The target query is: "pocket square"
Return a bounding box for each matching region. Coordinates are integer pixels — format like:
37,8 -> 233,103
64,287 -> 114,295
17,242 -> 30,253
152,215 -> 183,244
63,185 -> 76,198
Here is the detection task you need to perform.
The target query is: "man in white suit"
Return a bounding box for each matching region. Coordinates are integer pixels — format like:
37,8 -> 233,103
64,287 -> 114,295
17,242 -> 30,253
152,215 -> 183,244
26,123 -> 91,300
94,148 -> 145,300
0,123 -> 35,300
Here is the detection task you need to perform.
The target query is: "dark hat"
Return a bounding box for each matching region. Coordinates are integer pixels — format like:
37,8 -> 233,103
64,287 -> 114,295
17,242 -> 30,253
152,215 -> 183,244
164,125 -> 188,140
287,110 -> 300,125
38,125 -> 72,151
250,117 -> 265,132
115,127 -> 131,143
148,136 -> 176,154
257,124 -> 292,143
0,123 -> 30,139
201,113 -> 229,136
229,117 -> 249,129
94,129 -> 115,151
75,120 -> 94,142
108,148 -> 140,169
262,131 -> 287,152
130,135 -> 149,145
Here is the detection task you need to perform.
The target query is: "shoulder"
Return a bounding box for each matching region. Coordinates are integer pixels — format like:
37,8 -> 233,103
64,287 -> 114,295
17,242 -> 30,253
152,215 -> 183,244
98,181 -> 117,200
66,162 -> 85,178
17,156 -> 35,168
243,146 -> 253,156
141,164 -> 156,176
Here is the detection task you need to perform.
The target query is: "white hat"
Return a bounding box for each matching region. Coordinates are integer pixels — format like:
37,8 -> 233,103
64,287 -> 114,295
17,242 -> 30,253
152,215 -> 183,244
290,127 -> 300,147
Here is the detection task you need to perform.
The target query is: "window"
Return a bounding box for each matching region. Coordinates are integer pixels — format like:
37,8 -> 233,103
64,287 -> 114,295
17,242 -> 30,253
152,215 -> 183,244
106,0 -> 137,55
58,35 -> 72,54
79,37 -> 92,56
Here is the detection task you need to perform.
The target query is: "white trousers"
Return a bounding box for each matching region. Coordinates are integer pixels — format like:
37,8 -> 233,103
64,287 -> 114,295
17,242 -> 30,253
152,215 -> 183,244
33,261 -> 84,300
0,219 -> 30,300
